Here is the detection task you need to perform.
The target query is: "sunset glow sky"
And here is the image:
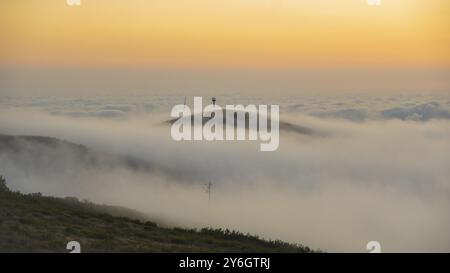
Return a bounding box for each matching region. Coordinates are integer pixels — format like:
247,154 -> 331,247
1,0 -> 448,68
0,0 -> 449,94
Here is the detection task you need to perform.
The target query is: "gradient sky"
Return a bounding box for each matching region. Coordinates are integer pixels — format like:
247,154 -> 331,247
0,0 -> 449,94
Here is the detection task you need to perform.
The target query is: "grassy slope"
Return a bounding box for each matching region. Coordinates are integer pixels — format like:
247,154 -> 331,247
0,185 -> 314,253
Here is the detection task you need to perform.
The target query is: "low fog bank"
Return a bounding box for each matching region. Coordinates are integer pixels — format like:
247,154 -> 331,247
0,109 -> 449,252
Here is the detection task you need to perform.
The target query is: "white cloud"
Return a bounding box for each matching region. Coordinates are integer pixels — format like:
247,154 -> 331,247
381,102 -> 450,121
0,106 -> 449,252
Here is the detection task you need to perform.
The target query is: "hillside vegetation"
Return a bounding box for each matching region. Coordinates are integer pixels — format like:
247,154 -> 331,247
0,176 -> 314,253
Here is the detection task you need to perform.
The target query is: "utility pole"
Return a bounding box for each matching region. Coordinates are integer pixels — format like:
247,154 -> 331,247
205,181 -> 213,207
204,181 -> 213,227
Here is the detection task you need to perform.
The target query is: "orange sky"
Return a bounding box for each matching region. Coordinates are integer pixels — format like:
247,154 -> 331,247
0,0 -> 449,69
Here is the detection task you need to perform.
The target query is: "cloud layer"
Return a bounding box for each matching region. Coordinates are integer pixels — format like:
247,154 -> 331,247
1,100 -> 449,252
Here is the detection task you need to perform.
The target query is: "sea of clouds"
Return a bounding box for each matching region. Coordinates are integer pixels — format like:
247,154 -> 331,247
0,92 -> 449,252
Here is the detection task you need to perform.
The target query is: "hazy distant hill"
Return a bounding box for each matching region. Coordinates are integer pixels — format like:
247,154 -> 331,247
166,109 -> 317,136
0,177 -> 313,253
0,133 -> 194,183
0,134 -> 153,172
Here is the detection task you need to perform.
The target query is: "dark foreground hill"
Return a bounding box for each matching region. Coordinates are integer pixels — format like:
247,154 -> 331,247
0,177 -> 314,253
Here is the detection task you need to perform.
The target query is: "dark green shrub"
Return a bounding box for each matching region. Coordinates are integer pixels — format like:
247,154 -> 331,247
0,176 -> 11,192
